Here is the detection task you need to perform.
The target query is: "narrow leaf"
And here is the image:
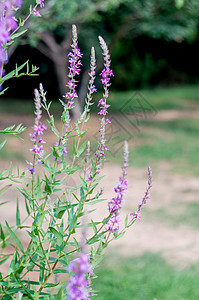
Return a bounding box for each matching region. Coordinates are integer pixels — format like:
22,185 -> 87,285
49,227 -> 63,246
5,221 -> 24,253
0,140 -> 6,151
16,198 -> 21,227
76,141 -> 87,157
73,138 -> 77,155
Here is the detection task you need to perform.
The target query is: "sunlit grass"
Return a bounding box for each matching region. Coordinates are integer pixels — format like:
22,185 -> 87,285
104,117 -> 199,176
93,253 -> 199,300
105,84 -> 199,113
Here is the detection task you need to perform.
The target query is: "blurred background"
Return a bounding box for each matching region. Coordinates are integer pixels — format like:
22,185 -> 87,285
1,0 -> 199,299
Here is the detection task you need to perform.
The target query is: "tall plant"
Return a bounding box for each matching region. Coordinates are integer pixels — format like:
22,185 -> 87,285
0,1 -> 152,299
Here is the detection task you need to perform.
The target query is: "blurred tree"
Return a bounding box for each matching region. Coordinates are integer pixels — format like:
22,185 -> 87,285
103,0 -> 199,88
10,0 -> 199,109
106,0 -> 199,46
13,0 -> 126,118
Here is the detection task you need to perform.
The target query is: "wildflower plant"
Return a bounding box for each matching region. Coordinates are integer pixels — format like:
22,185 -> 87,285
0,3 -> 152,299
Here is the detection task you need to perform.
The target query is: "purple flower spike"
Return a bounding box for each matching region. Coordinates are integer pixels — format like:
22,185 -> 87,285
90,37 -> 113,176
67,253 -> 93,300
28,89 -> 46,171
106,141 -> 129,233
64,25 -> 83,109
130,166 -> 152,221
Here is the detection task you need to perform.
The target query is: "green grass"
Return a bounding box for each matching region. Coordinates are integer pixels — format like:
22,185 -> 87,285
0,98 -> 62,117
1,86 -> 199,175
1,84 -> 199,115
93,253 -> 199,300
145,201 -> 199,229
105,117 -> 199,176
103,84 -> 199,113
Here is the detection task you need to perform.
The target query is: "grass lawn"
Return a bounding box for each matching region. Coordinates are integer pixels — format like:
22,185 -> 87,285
104,116 -> 199,176
1,85 -> 199,175
93,253 -> 199,300
1,84 -> 199,114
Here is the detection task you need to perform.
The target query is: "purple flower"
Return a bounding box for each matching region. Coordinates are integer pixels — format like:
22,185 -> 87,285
89,37 -> 113,179
39,0 -> 44,8
0,0 -> 23,67
106,214 -> 121,232
106,141 -> 128,233
64,25 -> 83,109
32,7 -> 41,17
67,253 -> 92,300
13,0 -> 22,8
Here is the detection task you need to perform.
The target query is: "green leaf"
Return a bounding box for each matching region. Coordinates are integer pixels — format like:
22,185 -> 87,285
15,277 -> 34,299
96,241 -> 103,255
37,212 -> 45,227
39,262 -> 45,284
55,286 -> 63,299
76,141 -> 87,157
0,169 -> 7,179
54,206 -> 67,219
87,232 -> 105,245
8,250 -> 17,274
0,254 -> 11,264
91,219 -> 97,234
92,254 -> 105,268
0,140 -> 6,150
16,198 -> 21,227
0,223 -> 6,248
73,138 -> 77,156
48,116 -> 59,137
79,176 -> 87,190
33,287 -> 39,300
24,196 -> 30,215
0,184 -> 11,196
125,215 -> 128,227
8,162 -> 12,178
49,227 -> 63,246
0,87 -> 9,96
1,61 -> 28,81
5,221 -> 24,253
114,231 -> 125,240
10,29 -> 27,40
53,146 -> 59,158
44,180 -> 52,194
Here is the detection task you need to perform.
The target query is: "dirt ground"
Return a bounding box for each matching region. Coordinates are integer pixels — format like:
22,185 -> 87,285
0,112 -> 199,272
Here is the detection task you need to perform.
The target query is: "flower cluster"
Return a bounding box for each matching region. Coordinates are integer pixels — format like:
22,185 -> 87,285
106,141 -> 129,232
0,0 -> 22,67
130,166 -> 152,221
28,89 -> 46,172
64,24 -> 83,109
67,253 -> 93,300
32,0 -> 45,17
